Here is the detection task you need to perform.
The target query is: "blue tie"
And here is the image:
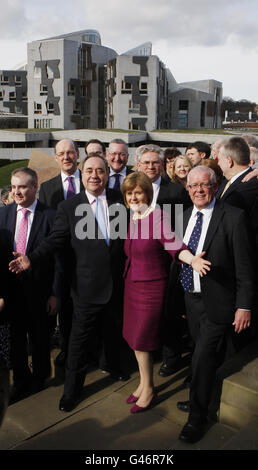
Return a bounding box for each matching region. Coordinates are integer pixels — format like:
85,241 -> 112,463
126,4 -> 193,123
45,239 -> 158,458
181,211 -> 203,292
95,197 -> 109,245
113,174 -> 121,191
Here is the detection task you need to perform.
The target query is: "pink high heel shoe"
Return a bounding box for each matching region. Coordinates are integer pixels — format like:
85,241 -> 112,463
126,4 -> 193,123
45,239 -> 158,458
130,393 -> 157,414
126,394 -> 138,404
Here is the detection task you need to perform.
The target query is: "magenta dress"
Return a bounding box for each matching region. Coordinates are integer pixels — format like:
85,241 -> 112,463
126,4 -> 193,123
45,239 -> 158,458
122,208 -> 186,351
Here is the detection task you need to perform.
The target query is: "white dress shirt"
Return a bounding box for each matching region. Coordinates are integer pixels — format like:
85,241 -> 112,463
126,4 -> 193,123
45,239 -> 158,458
61,168 -> 81,199
183,198 -> 216,293
85,189 -> 110,238
230,167 -> 250,184
14,199 -> 38,251
108,167 -> 127,189
151,176 -> 162,208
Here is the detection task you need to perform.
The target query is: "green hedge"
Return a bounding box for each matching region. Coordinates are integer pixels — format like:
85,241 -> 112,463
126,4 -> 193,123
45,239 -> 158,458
0,160 -> 29,188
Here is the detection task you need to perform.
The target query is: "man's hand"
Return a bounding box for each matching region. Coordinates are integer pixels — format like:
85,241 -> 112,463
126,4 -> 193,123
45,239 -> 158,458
191,251 -> 211,277
242,168 -> 258,182
0,298 -> 5,312
9,252 -> 31,274
47,296 -> 60,316
232,309 -> 251,333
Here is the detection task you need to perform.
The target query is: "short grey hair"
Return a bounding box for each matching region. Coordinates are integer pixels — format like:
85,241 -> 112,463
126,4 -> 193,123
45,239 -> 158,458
187,165 -> 217,185
108,138 -> 128,154
135,144 -> 164,163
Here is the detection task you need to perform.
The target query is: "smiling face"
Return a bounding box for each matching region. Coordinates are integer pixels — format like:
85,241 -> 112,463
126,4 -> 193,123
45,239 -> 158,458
82,156 -> 109,196
174,157 -> 191,180
187,168 -> 216,210
11,172 -> 38,208
55,139 -> 79,175
106,143 -> 129,173
137,151 -> 162,182
125,185 -> 149,213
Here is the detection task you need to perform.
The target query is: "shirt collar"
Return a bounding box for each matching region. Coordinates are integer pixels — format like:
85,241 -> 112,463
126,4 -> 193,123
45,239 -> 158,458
17,198 -> 38,214
109,167 -> 127,177
230,168 -> 249,184
61,168 -> 80,182
192,197 -> 216,217
152,176 -> 162,188
85,189 -> 107,204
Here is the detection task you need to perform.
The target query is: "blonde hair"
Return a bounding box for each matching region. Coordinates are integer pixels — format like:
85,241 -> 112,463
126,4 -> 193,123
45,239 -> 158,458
121,172 -> 153,207
169,155 -> 193,184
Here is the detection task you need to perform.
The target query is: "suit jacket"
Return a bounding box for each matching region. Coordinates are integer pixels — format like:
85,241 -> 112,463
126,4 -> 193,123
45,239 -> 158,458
0,200 -> 62,316
217,167 -> 258,247
29,188 -> 125,306
39,171 -> 84,210
156,177 -> 192,229
107,166 -> 134,189
182,200 -> 255,324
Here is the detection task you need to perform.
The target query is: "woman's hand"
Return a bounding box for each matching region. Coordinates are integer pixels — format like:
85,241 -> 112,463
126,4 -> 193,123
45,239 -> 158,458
191,251 -> 211,277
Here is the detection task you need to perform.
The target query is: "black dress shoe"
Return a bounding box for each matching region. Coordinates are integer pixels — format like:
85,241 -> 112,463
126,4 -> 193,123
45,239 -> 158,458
158,360 -> 180,377
177,400 -> 190,412
179,421 -> 205,443
59,395 -> 78,412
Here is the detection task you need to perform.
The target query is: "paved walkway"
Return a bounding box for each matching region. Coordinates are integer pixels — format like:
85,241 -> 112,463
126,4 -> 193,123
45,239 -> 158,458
0,351 -> 244,454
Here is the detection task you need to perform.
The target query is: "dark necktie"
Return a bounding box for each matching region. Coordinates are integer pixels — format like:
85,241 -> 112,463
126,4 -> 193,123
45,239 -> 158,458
113,174 -> 121,191
66,176 -> 75,199
181,211 -> 203,292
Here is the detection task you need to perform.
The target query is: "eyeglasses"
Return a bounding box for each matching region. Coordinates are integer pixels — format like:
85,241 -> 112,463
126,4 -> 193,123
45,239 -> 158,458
56,151 -> 76,157
140,161 -> 161,167
109,152 -> 128,158
187,183 -> 213,190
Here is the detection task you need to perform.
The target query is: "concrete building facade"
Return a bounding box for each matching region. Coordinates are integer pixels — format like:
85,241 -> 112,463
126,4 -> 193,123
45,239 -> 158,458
27,30 -> 117,130
0,69 -> 27,115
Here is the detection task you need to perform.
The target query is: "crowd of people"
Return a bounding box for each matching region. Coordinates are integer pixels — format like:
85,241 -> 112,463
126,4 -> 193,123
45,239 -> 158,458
0,134 -> 258,443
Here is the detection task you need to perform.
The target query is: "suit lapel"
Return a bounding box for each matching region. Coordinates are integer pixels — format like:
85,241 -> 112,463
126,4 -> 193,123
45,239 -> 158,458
219,168 -> 252,200
202,201 -> 224,252
26,201 -> 44,253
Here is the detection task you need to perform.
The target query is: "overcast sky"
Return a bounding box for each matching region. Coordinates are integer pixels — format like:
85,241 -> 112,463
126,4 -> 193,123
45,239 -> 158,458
1,0 -> 258,102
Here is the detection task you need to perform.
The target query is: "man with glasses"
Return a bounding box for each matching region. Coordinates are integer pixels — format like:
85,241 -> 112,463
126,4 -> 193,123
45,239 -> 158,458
39,139 -> 84,368
177,165 -> 254,443
106,139 -> 133,191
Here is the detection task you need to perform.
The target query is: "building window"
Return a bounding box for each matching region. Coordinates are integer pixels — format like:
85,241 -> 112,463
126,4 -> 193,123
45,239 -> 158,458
178,100 -> 189,128
121,80 -> 132,94
47,102 -> 54,113
34,102 -> 42,114
0,75 -> 9,84
73,102 -> 81,114
15,75 -> 22,84
200,101 -> 205,127
140,82 -> 148,94
22,91 -> 27,101
40,84 -> 48,95
34,118 -> 53,129
0,90 -> 5,100
9,91 -> 16,101
46,64 -> 54,79
68,83 -> 76,96
129,100 -> 140,113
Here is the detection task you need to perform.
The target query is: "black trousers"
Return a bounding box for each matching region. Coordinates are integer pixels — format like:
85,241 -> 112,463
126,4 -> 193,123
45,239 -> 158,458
11,302 -> 51,385
64,294 -> 128,399
184,292 -> 230,425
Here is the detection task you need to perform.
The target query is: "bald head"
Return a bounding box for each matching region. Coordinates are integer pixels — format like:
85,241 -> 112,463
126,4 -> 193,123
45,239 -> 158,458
55,139 -> 79,175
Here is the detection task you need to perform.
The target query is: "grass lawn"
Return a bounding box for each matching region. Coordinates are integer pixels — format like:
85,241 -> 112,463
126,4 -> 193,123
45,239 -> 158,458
0,160 -> 28,188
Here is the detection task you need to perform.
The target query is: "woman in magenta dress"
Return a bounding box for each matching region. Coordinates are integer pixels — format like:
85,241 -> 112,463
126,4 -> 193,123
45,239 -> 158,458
121,172 -> 211,413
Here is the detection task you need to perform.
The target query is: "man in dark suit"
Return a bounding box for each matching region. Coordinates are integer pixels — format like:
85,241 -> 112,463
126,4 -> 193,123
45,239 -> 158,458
39,138 -> 84,367
217,136 -> 258,245
136,143 -> 191,377
177,165 -> 255,443
9,156 -> 128,412
0,168 -> 62,402
106,139 -> 133,191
